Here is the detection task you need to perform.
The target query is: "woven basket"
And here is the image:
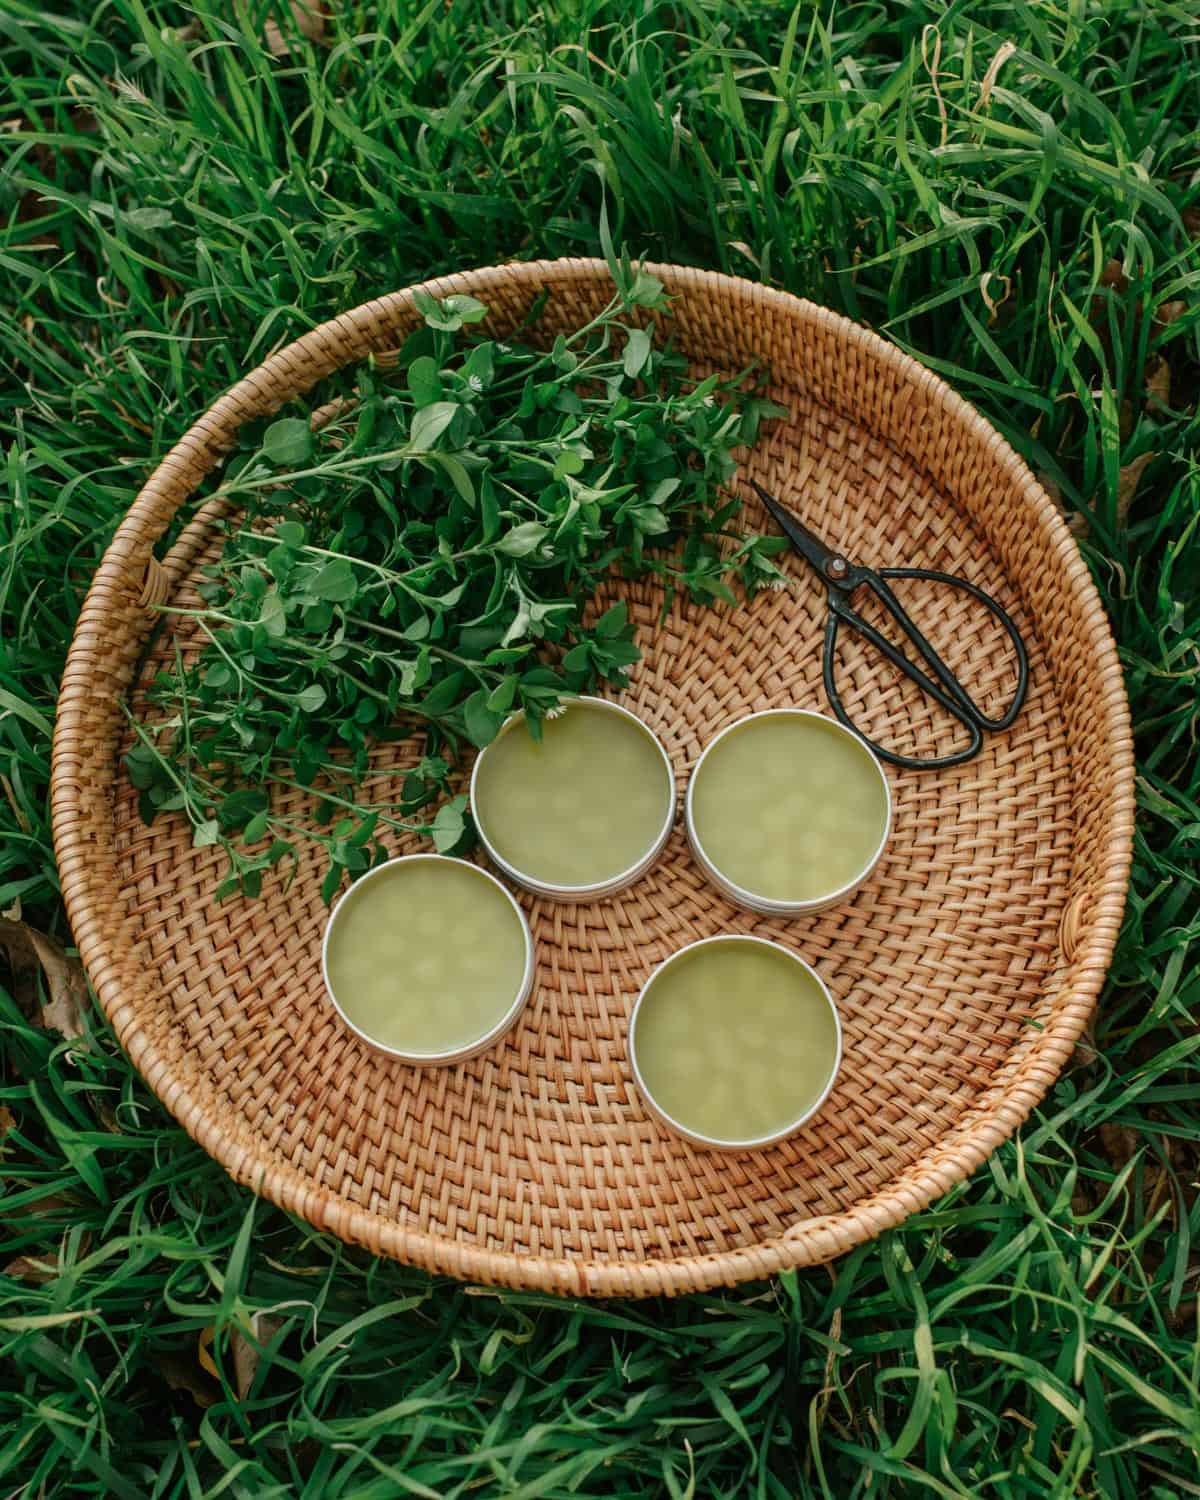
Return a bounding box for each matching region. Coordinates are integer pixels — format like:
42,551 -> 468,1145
51,260 -> 1134,1297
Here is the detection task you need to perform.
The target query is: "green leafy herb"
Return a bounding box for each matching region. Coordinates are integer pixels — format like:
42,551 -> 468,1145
130,274 -> 786,899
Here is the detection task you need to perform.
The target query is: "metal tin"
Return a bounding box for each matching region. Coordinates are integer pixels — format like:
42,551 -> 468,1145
470,696 -> 676,902
685,708 -> 892,917
628,935 -> 842,1151
321,854 -> 534,1066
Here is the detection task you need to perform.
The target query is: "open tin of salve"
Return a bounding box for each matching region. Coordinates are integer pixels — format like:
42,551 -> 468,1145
686,709 -> 891,916
470,697 -> 675,901
322,854 -> 533,1064
630,935 -> 841,1150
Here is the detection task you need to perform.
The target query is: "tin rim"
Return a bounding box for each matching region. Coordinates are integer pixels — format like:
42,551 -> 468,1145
470,696 -> 676,900
684,709 -> 893,914
628,934 -> 843,1150
320,853 -> 534,1065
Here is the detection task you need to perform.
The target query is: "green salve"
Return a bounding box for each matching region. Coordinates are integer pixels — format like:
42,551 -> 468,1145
633,940 -> 839,1143
324,859 -> 528,1056
473,702 -> 672,887
690,713 -> 888,902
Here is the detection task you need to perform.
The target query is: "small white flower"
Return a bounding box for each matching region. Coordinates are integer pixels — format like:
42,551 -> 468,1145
544,705 -> 568,721
468,375 -> 484,392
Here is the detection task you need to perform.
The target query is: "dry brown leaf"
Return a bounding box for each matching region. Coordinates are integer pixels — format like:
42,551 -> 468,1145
811,1301 -> 843,1438
3,1255 -> 58,1285
156,1350 -> 218,1409
262,0 -> 326,58
232,1313 -> 284,1400
35,945 -> 89,1039
920,27 -> 947,149
0,775 -> 30,835
1099,1121 -> 1140,1169
1144,1163 -> 1172,1220
264,1255 -> 325,1277
1000,1407 -> 1038,1433
0,918 -> 89,1040
1071,1018 -> 1099,1074
1116,451 -> 1157,527
197,1315 -> 283,1399
198,1325 -> 218,1381
0,1104 -> 15,1150
1066,515 -> 1092,542
978,39 -> 1017,110
1037,470 -> 1090,540
980,271 -> 1011,326
0,922 -> 39,1011
85,1092 -> 122,1133
232,1331 -> 260,1401
1154,298 -> 1188,333
12,1189 -> 83,1218
1036,470 -> 1063,508
1145,356 -> 1171,412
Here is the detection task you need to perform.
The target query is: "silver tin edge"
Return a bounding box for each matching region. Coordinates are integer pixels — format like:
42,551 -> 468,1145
321,853 -> 535,1066
684,709 -> 892,917
470,696 -> 676,902
628,934 -> 843,1151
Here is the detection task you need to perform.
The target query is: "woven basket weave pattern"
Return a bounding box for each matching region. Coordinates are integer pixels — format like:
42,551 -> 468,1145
51,261 -> 1133,1297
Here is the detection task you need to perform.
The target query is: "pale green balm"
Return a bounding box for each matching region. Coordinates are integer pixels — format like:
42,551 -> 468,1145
324,860 -> 528,1055
633,941 -> 839,1143
691,714 -> 888,902
473,702 -> 672,887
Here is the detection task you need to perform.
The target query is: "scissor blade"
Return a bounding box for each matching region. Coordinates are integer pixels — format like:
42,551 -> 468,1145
750,481 -> 842,579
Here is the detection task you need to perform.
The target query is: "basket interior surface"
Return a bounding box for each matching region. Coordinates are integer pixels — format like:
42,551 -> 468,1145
53,262 -> 1133,1296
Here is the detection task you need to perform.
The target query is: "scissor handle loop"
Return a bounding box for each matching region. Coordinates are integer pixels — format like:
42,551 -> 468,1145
876,568 -> 1028,731
821,568 -> 1029,771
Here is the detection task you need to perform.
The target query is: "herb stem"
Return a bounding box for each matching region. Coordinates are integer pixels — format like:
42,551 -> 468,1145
344,615 -> 499,681
230,532 -> 477,585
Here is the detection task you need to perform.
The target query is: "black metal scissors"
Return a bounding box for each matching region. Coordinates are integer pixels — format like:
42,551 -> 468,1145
751,482 -> 1029,771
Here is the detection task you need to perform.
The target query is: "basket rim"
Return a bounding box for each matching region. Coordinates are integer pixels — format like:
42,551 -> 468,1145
49,257 -> 1136,1297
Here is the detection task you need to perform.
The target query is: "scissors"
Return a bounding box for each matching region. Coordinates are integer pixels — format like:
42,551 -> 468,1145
751,482 -> 1029,771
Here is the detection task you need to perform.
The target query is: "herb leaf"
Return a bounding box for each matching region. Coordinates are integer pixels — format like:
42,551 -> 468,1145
431,795 -> 469,853
408,402 -> 459,452
623,327 -> 652,378
261,418 -> 313,467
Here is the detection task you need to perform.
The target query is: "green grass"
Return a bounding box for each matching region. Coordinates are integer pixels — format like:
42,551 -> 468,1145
1,0 -> 1199,1494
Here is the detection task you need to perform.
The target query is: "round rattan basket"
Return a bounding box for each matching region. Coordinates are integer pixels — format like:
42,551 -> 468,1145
51,260 -> 1134,1297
